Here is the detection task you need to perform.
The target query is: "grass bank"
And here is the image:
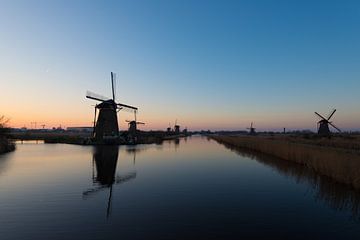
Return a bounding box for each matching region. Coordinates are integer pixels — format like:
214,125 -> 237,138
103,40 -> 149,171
211,135 -> 360,189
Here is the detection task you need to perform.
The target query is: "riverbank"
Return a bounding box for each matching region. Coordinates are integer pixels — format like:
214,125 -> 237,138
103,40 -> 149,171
9,131 -> 185,145
0,137 -> 15,154
211,135 -> 360,189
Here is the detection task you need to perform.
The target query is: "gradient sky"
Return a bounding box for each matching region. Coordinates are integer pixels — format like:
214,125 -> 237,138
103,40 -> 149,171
1,0 -> 359,131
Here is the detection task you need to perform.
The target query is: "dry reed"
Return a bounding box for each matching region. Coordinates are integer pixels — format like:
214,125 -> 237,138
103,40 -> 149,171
211,135 -> 360,189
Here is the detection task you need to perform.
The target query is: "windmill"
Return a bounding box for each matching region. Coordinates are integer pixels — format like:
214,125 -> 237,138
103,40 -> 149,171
183,126 -> 188,135
166,122 -> 171,133
315,109 -> 341,136
247,122 -> 256,135
174,119 -> 180,134
86,72 -> 138,143
126,111 -> 145,136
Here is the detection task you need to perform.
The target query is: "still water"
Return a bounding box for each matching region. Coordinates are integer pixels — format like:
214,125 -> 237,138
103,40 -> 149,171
1,136 -> 360,239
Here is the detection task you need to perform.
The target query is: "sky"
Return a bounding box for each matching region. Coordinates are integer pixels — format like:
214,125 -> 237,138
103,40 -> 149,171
1,0 -> 359,131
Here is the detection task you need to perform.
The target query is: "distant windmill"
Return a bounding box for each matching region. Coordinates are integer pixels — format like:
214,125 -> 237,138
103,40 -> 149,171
86,72 -> 138,142
183,126 -> 188,134
247,122 -> 256,135
174,119 -> 180,134
126,111 -> 145,136
315,109 -> 341,136
166,122 -> 171,133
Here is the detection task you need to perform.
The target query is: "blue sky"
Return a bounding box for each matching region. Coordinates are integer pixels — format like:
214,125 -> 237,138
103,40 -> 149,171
1,0 -> 359,131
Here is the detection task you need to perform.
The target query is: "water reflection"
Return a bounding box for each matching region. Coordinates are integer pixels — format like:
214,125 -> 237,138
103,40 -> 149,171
217,140 -> 360,220
83,146 -> 136,218
0,154 -> 11,176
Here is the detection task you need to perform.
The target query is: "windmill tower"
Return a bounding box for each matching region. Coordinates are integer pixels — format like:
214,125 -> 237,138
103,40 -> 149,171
247,122 -> 256,135
166,122 -> 171,133
174,119 -> 180,134
183,126 -> 188,135
86,72 -> 138,143
315,109 -> 341,136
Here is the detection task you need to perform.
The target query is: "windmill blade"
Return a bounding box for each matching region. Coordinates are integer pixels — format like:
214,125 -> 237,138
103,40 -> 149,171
111,72 -> 116,101
125,120 -> 132,123
83,172 -> 136,199
315,112 -> 327,121
114,172 -> 136,184
86,91 -> 110,102
117,103 -> 138,111
136,122 -> 145,125
82,184 -> 111,198
329,122 -> 341,132
327,109 -> 336,120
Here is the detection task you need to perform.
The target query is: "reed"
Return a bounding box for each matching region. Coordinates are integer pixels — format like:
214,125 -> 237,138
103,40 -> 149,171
211,135 -> 360,189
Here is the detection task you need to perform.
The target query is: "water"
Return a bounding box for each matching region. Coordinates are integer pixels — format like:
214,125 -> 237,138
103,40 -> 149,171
1,136 -> 360,239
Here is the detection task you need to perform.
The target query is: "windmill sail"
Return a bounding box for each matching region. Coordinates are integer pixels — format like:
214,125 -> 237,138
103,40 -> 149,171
117,103 -> 138,112
327,109 -> 336,120
86,91 -> 111,102
111,72 -> 116,101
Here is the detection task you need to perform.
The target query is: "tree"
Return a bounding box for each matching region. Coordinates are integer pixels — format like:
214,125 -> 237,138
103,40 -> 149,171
0,115 -> 10,136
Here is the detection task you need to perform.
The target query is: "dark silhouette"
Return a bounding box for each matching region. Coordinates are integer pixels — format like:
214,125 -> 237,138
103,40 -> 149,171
125,111 -> 145,143
86,72 -> 138,143
315,109 -> 341,136
83,146 -> 136,218
246,122 -> 256,135
0,116 -> 15,154
174,119 -> 180,134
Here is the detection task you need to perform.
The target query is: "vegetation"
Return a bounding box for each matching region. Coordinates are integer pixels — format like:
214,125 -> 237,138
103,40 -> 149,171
219,140 -> 360,219
0,115 -> 15,154
9,130 -> 167,145
211,135 -> 360,189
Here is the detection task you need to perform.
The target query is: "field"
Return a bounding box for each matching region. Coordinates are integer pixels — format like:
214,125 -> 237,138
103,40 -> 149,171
211,134 -> 360,189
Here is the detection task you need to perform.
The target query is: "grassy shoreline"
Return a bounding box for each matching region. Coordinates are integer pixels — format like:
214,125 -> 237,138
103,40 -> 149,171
0,137 -> 15,154
211,135 -> 360,189
9,131 -> 170,145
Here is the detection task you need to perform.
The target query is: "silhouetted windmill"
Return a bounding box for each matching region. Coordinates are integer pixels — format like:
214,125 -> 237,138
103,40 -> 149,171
315,109 -> 341,136
247,122 -> 256,135
174,119 -> 180,134
183,126 -> 188,135
126,111 -> 145,136
166,122 -> 171,133
86,72 -> 138,143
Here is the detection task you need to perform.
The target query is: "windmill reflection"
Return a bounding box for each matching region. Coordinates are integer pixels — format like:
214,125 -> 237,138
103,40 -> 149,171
83,146 -> 136,218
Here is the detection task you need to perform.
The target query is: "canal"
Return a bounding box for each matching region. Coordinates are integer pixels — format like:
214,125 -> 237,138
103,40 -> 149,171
0,136 -> 359,239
